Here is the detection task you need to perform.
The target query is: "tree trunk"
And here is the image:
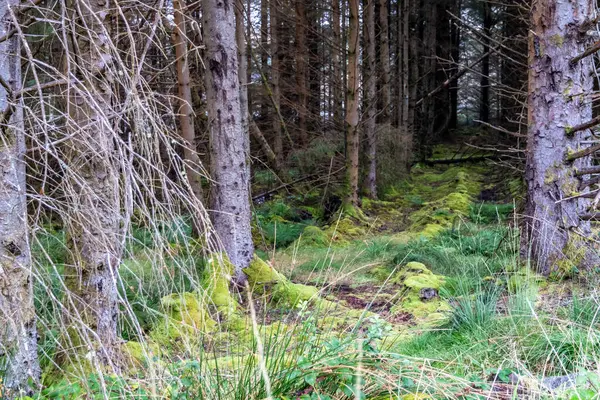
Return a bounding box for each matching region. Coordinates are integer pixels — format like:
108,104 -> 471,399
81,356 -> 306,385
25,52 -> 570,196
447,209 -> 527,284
449,0 -> 461,130
378,0 -> 391,126
295,0 -> 308,145
203,0 -> 254,280
172,0 -> 204,236
523,0 -> 599,274
260,0 -> 269,119
345,0 -> 360,207
270,0 -> 283,162
332,0 -> 342,128
479,0 -> 491,123
63,0 -> 124,364
364,0 -> 377,198
236,0 -> 249,140
0,1 -> 40,394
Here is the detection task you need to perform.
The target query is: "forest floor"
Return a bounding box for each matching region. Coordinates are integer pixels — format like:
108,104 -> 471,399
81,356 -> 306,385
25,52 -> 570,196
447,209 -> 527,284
31,143 -> 600,399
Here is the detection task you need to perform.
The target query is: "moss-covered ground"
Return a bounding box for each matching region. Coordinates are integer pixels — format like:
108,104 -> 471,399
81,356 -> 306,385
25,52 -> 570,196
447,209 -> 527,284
20,145 -> 600,400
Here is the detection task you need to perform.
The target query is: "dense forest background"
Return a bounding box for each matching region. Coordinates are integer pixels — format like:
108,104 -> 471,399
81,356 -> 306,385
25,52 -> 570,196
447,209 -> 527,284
3,0 -> 600,399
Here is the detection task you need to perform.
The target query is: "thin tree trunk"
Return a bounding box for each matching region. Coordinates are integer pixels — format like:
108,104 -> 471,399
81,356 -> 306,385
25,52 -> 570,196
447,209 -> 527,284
378,0 -> 391,126
449,0 -> 460,129
172,0 -> 204,235
63,0 -> 123,364
260,0 -> 269,119
523,0 -> 599,274
364,0 -> 377,198
295,0 -> 308,145
0,1 -> 40,394
332,0 -> 342,128
270,0 -> 283,162
203,0 -> 254,280
479,0 -> 491,123
345,0 -> 360,207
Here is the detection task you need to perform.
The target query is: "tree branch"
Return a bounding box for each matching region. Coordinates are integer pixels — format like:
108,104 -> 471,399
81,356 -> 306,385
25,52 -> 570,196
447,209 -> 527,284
570,39 -> 600,65
565,143 -> 600,162
565,115 -> 600,135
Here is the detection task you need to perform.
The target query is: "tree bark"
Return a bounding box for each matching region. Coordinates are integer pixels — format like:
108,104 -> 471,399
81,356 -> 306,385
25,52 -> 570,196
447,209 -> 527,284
63,0 -> 124,365
363,0 -> 377,198
479,0 -> 492,123
332,0 -> 342,128
295,0 -> 308,145
0,1 -> 40,394
523,0 -> 599,274
345,0 -> 360,207
378,0 -> 391,127
270,0 -> 283,162
203,0 -> 254,280
172,0 -> 204,236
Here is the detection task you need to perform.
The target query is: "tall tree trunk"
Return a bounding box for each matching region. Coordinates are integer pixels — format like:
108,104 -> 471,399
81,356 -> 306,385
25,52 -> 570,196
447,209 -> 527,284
203,0 -> 254,280
63,0 -> 124,364
332,0 -> 342,129
345,0 -> 360,207
523,0 -> 599,274
364,0 -> 377,198
270,0 -> 283,162
479,0 -> 491,123
172,0 -> 204,235
420,0 -> 436,155
295,0 -> 308,145
236,0 -> 249,140
378,0 -> 391,127
260,0 -> 269,119
408,0 -> 418,159
449,0 -> 461,130
0,1 -> 40,394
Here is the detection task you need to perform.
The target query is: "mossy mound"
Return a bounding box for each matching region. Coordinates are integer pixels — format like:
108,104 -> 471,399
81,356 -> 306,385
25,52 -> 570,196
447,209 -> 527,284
391,262 -> 451,326
297,225 -> 330,247
324,216 -> 367,243
245,255 -> 320,307
150,292 -> 216,346
406,167 -> 482,238
203,254 -> 246,331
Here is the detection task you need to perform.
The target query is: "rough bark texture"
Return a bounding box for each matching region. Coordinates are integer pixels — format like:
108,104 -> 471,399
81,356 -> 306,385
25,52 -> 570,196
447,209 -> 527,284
523,0 -> 599,274
63,0 -> 123,365
364,0 -> 377,199
173,0 -> 204,235
0,1 -> 40,394
345,0 -> 360,207
203,0 -> 254,280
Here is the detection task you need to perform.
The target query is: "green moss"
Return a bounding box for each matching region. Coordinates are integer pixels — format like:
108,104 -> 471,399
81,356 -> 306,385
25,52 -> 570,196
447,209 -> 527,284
244,255 -> 286,293
272,281 -> 319,306
551,236 -> 587,280
390,262 -> 451,325
298,225 -> 329,247
245,255 -> 321,307
325,217 -> 366,242
203,254 -> 246,331
150,292 -> 216,346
